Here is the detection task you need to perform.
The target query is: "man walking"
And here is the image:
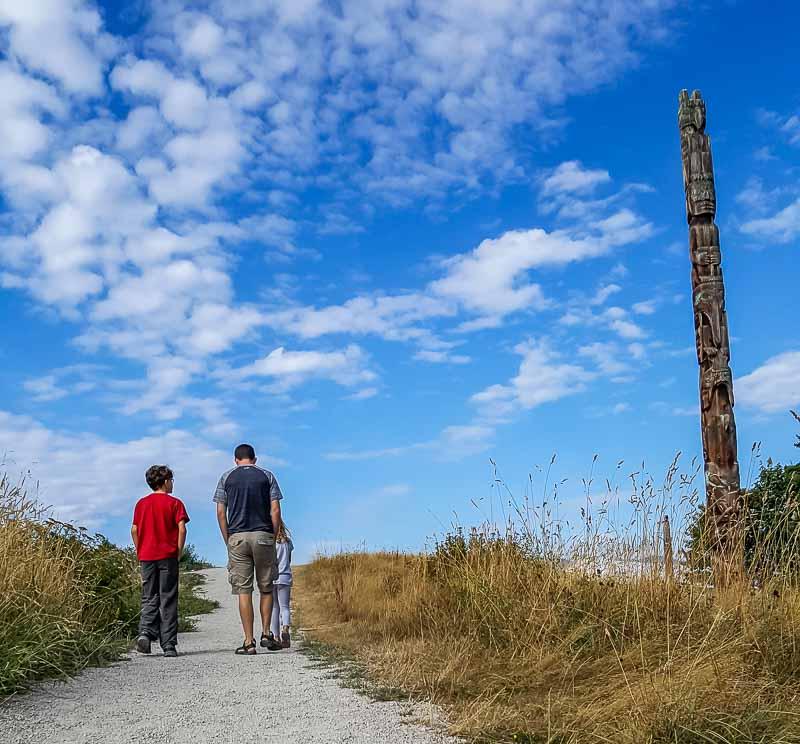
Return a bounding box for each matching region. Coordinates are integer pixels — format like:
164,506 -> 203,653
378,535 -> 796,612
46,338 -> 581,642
214,443 -> 284,654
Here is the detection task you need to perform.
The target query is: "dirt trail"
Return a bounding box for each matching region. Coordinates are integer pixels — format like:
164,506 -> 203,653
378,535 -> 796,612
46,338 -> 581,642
0,568 -> 456,744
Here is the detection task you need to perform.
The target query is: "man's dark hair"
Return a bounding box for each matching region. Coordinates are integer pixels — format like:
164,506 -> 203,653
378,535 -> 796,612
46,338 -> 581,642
234,443 -> 256,461
145,465 -> 174,491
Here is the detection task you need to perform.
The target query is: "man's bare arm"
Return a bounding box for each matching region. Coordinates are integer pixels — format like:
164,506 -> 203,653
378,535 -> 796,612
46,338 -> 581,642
216,502 -> 229,544
271,498 -> 282,538
177,520 -> 187,556
131,524 -> 139,552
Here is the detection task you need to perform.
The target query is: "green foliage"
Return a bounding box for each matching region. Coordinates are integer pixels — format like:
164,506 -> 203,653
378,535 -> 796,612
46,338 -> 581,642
743,459 -> 800,578
178,572 -> 219,631
689,459 -> 800,578
179,543 -> 213,571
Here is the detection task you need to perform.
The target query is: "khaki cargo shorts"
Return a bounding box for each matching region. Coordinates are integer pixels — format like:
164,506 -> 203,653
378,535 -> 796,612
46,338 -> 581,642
226,531 -> 277,595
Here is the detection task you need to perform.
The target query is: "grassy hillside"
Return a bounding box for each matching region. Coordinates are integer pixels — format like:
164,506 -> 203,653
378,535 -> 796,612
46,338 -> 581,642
0,474 -> 216,696
296,460 -> 800,743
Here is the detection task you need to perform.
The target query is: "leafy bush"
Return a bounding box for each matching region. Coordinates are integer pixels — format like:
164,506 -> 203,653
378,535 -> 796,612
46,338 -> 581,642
688,415 -> 800,579
689,462 -> 800,579
742,459 -> 800,578
179,542 -> 213,571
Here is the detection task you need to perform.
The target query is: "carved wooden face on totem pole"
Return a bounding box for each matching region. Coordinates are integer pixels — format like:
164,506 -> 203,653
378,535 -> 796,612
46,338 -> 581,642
679,90 -> 716,219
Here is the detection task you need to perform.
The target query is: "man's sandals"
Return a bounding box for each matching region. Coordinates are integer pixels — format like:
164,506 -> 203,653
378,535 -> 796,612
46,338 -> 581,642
235,640 -> 257,655
260,633 -> 283,651
235,634 -> 282,655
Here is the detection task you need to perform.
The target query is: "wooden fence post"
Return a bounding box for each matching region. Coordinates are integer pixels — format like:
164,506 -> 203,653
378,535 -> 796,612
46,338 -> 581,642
663,515 -> 674,582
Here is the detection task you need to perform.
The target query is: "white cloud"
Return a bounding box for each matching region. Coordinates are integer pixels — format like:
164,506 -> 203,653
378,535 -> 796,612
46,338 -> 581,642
560,302 -> 647,343
542,161 -> 611,196
757,107 -> 800,146
590,283 -> 622,305
0,409 -> 232,526
735,176 -> 783,214
140,101 -> 245,207
0,0 -> 669,458
431,211 -> 651,320
111,57 -> 209,130
264,195 -> 652,353
414,349 -> 471,364
177,14 -> 226,60
602,306 -> 646,340
230,345 -> 377,392
737,351 -> 800,413
632,299 -> 657,315
23,365 -> 102,403
578,342 -> 630,377
116,106 -> 167,153
265,293 -> 455,342
346,387 -> 379,400
0,0 -> 114,94
0,63 -> 65,162
23,375 -> 68,403
471,339 -> 593,417
741,198 -> 800,244
438,424 -> 494,457
325,441 -> 429,462
134,0 -> 674,205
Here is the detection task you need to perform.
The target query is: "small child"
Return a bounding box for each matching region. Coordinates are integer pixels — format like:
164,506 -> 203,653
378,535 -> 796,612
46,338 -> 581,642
268,521 -> 293,648
131,465 -> 190,658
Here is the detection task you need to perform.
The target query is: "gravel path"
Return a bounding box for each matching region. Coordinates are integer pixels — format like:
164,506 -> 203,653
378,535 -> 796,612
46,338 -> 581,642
0,568 -> 457,744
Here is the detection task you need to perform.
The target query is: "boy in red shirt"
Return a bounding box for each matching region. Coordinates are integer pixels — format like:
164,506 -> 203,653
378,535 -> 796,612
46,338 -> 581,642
131,465 -> 190,657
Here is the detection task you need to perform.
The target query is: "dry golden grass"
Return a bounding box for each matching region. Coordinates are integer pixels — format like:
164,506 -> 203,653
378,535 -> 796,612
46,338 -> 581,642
296,459 -> 800,743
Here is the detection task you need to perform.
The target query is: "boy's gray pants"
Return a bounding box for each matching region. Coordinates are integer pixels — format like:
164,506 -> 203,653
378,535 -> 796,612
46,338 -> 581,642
139,558 -> 179,649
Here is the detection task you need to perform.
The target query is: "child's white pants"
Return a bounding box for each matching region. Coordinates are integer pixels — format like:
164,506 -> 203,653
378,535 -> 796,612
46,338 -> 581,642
271,584 -> 291,636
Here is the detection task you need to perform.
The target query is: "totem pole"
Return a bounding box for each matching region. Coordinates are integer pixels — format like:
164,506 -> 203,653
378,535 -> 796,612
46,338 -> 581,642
678,90 -> 742,581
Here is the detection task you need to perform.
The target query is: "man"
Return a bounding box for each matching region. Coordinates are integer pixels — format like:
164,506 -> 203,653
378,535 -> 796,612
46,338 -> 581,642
214,443 -> 284,654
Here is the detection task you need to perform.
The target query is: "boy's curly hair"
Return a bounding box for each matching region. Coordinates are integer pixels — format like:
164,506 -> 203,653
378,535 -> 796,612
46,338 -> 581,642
145,465 -> 173,491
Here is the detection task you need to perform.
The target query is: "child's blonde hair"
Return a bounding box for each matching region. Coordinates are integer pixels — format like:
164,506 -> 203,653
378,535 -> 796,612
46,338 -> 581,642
275,521 -> 291,543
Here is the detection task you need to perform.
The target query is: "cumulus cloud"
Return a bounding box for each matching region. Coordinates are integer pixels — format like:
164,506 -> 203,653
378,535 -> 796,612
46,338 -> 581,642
737,351 -> 800,413
741,198 -> 800,243
228,345 -> 377,393
134,0 -> 674,206
413,349 -> 471,364
471,339 -> 594,418
0,0 -> 667,453
0,0 -> 115,94
265,294 -> 456,342
0,409 -> 233,525
542,161 -> 611,196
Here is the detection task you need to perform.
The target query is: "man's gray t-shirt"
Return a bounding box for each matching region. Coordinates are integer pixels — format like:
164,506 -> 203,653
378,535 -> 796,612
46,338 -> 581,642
213,465 -> 283,535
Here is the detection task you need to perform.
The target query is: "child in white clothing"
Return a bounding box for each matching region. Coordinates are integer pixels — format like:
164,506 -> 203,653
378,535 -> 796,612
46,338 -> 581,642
269,521 -> 293,648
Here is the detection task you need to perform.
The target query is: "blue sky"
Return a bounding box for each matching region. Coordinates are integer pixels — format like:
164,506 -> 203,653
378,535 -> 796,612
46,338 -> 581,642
1,0 -> 798,565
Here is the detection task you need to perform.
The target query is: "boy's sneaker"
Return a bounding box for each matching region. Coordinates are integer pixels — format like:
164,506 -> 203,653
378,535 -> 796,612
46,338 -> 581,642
135,635 -> 151,654
260,632 -> 282,651
163,647 -> 178,658
280,626 -> 291,649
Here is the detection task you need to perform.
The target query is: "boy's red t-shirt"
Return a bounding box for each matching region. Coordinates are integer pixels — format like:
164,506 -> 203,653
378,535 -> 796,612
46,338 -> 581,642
132,492 -> 190,561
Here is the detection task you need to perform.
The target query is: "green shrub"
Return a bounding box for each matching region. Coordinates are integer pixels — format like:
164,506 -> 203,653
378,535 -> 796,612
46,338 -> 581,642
743,459 -> 800,578
179,543 -> 213,571
689,459 -> 800,579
